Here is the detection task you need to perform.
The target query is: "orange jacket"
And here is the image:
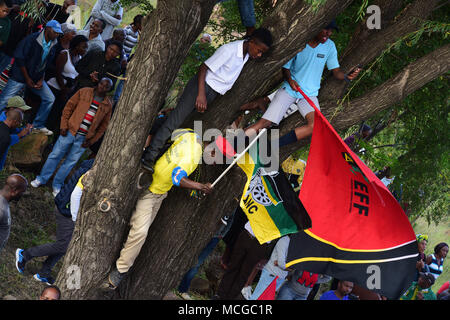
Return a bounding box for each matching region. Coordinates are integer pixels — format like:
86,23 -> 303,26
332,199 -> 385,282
60,87 -> 112,144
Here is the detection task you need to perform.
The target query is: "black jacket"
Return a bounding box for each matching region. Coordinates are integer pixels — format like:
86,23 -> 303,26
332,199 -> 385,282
54,159 -> 94,218
75,48 -> 121,89
10,31 -> 58,83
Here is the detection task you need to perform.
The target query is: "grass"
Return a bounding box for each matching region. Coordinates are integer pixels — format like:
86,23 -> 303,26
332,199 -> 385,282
0,174 -> 58,300
412,216 -> 450,293
53,0 -> 149,29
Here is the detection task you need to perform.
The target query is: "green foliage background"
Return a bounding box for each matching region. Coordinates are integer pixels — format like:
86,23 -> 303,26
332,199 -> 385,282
20,0 -> 448,225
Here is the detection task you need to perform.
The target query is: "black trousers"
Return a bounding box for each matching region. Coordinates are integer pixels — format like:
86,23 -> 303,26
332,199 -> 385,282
23,208 -> 75,277
217,229 -> 270,300
142,74 -> 218,162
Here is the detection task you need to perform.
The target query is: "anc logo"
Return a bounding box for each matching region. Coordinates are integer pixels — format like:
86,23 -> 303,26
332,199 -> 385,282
245,167 -> 284,207
342,152 -> 369,183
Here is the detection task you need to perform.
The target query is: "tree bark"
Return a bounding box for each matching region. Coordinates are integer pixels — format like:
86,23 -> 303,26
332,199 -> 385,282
319,0 -> 440,102
339,0 -> 405,61
56,0 -> 217,299
57,0 -> 449,300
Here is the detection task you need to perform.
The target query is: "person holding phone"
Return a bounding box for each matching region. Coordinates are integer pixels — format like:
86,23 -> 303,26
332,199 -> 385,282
244,20 -> 362,146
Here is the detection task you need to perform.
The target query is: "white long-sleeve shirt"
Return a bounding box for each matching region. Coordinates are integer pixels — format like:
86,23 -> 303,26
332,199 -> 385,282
263,236 -> 290,280
84,0 -> 123,41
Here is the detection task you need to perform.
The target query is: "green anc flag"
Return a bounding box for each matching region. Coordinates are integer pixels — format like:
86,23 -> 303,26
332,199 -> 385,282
236,141 -> 311,244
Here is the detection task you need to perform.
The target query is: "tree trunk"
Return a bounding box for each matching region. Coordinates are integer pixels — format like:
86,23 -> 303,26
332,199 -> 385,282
57,0 -> 449,300
201,0 -> 355,132
56,0 -> 217,299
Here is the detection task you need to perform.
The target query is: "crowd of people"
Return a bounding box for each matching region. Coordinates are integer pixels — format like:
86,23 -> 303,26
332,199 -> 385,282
0,0 -> 447,301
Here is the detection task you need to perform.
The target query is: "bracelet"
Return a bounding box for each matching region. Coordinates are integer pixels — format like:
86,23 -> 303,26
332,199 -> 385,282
344,74 -> 351,83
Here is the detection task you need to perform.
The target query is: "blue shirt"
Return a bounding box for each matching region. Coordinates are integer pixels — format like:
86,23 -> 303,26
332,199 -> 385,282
41,34 -> 52,67
319,290 -> 349,300
0,111 -> 20,170
281,39 -> 340,98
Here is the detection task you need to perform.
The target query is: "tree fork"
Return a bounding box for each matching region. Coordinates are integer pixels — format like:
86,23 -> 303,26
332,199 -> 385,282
56,0 -> 217,299
120,0 -> 356,299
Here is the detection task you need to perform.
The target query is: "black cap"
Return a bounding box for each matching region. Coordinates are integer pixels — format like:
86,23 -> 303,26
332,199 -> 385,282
419,272 -> 435,286
325,19 -> 339,32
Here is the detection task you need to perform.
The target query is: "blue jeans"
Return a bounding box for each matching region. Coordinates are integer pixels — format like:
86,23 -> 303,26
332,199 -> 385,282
217,0 -> 255,27
35,132 -> 86,190
277,284 -> 309,300
250,269 -> 285,300
0,78 -> 55,127
178,237 -> 220,293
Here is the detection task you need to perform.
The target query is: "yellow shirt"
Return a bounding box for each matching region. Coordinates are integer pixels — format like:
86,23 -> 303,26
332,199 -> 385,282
149,129 -> 203,194
76,174 -> 85,190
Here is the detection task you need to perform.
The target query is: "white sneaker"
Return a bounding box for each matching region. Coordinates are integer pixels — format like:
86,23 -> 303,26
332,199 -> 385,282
30,179 -> 41,188
33,127 -> 53,136
180,292 -> 192,300
52,188 -> 60,197
241,286 -> 253,300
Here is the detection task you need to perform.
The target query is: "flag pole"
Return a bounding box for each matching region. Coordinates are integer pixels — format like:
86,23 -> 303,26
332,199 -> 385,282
211,128 -> 267,187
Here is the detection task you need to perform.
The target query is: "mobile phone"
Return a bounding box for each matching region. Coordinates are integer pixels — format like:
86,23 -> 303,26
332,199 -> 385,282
349,64 -> 363,75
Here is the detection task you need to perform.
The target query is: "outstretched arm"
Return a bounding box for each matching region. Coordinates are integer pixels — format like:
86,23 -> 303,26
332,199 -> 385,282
195,63 -> 209,113
179,177 -> 213,194
100,7 -> 123,27
331,66 -> 361,81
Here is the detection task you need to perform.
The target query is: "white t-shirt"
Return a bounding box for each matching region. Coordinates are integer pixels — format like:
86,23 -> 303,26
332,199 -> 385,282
70,185 -> 83,222
47,50 -> 79,90
204,40 -> 249,95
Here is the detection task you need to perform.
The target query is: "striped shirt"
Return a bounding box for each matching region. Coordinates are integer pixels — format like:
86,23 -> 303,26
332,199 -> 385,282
429,254 -> 444,280
0,58 -> 13,94
77,97 -> 103,135
123,25 -> 140,56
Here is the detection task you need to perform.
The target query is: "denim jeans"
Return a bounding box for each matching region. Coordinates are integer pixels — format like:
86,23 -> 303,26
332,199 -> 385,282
35,132 -> 86,190
0,78 -> 55,127
250,269 -> 285,300
178,237 -> 220,293
217,0 -> 255,27
276,283 -> 309,300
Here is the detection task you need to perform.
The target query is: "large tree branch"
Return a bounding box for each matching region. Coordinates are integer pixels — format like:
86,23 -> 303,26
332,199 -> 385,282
319,0 -> 440,102
340,0 -> 405,60
184,0 -> 355,132
279,42 -> 450,157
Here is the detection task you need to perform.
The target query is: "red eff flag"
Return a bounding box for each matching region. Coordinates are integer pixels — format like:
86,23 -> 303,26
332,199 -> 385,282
300,105 -> 416,250
257,276 -> 278,300
285,87 -> 418,299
